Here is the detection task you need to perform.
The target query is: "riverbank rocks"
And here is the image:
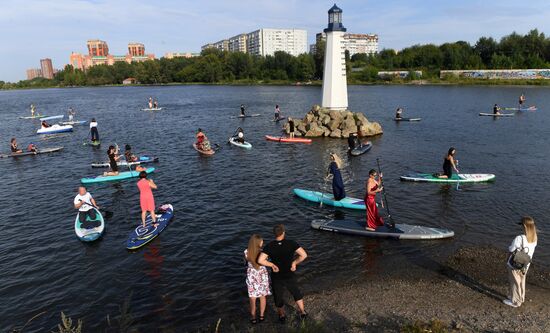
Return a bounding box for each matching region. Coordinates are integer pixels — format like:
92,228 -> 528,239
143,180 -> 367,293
283,105 -> 383,138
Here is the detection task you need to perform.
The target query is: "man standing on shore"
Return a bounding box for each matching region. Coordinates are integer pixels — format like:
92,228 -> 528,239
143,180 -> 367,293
258,224 -> 308,322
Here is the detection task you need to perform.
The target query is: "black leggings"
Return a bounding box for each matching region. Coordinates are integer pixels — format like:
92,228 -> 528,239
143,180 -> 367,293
271,277 -> 303,308
79,209 -> 97,223
91,128 -> 99,141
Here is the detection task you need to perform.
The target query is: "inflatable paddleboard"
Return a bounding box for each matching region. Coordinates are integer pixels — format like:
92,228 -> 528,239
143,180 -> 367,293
127,204 -> 174,250
142,108 -> 163,111
350,141 -> 372,156
400,173 -> 495,183
193,143 -> 215,155
0,146 -> 63,159
37,124 -> 73,135
60,120 -> 87,125
394,117 -> 421,122
479,113 -> 514,117
231,114 -> 261,119
229,137 -> 252,149
81,167 -> 155,184
91,156 -> 159,168
39,115 -> 64,121
265,135 -> 312,143
293,189 -> 366,210
311,219 -> 454,240
75,207 -> 105,242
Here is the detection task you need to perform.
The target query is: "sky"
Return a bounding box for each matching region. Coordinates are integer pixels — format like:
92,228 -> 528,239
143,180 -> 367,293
1,0 -> 549,82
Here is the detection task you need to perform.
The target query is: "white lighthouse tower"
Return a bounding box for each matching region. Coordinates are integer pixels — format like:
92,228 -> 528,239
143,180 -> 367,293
321,4 -> 348,111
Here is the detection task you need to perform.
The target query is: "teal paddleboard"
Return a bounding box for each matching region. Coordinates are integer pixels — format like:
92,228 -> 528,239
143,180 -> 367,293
400,173 -> 495,183
293,188 -> 366,210
81,167 -> 155,184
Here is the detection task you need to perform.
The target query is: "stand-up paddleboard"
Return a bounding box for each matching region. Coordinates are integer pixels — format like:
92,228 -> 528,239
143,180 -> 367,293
265,135 -> 312,144
37,124 -> 73,135
193,143 -> 215,155
39,115 -> 64,121
60,120 -> 87,125
293,189 -> 366,210
504,106 -> 537,111
228,137 -> 252,149
83,140 -> 101,147
126,204 -> 174,250
350,141 -> 372,156
479,113 -> 514,117
91,156 -> 159,168
74,207 -> 105,242
311,219 -> 454,240
400,173 -> 495,183
394,117 -> 421,122
273,117 -> 287,122
0,146 -> 63,158
141,107 -> 163,111
231,114 -> 261,119
20,114 -> 47,119
81,167 -> 155,184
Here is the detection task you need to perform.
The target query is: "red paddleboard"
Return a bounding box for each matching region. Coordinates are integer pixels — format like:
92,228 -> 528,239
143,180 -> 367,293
193,143 -> 215,155
265,135 -> 312,144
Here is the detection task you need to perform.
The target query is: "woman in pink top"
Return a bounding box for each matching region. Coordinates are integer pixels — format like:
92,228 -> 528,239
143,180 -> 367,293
137,171 -> 158,228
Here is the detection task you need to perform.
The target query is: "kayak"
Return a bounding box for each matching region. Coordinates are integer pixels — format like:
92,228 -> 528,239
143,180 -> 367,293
231,114 -> 261,119
20,114 -> 47,119
229,137 -> 252,149
91,156 -> 159,168
265,135 -> 312,144
479,113 -> 514,117
60,120 -> 87,125
0,146 -> 63,158
193,143 -> 215,155
504,106 -> 537,111
74,207 -> 105,242
127,204 -> 174,250
400,173 -> 496,183
142,108 -> 163,111
81,167 -> 155,184
39,115 -> 64,121
394,117 -> 421,122
311,219 -> 454,240
350,141 -> 372,156
293,189 -> 366,210
37,124 -> 73,134
273,116 -> 287,122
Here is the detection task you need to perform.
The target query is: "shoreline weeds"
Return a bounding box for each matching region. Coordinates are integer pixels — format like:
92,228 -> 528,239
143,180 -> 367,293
216,245 -> 550,333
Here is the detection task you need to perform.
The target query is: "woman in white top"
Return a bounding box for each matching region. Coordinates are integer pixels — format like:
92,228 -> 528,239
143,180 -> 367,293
504,216 -> 537,308
90,118 -> 99,142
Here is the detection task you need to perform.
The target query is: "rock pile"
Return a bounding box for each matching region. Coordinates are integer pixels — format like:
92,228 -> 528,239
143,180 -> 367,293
283,105 -> 383,138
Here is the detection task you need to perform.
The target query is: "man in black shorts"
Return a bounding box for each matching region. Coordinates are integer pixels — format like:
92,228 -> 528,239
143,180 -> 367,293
258,224 -> 308,322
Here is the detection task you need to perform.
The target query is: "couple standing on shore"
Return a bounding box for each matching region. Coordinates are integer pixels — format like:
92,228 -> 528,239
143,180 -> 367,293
244,224 -> 308,324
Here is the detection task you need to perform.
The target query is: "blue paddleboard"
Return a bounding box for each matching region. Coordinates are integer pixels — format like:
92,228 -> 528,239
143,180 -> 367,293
293,188 -> 366,210
126,204 -> 174,250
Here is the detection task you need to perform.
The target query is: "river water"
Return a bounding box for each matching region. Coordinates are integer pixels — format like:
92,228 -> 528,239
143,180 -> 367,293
0,85 -> 548,331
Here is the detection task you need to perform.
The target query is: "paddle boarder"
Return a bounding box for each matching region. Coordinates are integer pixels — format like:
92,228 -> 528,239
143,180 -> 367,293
137,171 -> 158,228
274,105 -> 281,121
68,107 -> 76,121
41,120 -> 51,128
124,144 -> 138,162
327,153 -> 345,201
288,117 -> 295,138
244,234 -> 271,324
148,97 -> 153,109
74,186 -> 99,223
395,107 -> 403,119
365,169 -> 384,231
90,118 -> 99,143
232,127 -> 245,144
153,100 -> 159,109
240,104 -> 246,117
104,145 -> 120,176
437,147 -> 459,179
493,104 -> 501,115
26,143 -> 38,153
348,133 -> 359,151
30,104 -> 36,117
196,128 -> 211,151
258,224 -> 308,322
519,93 -> 526,109
10,138 -> 22,153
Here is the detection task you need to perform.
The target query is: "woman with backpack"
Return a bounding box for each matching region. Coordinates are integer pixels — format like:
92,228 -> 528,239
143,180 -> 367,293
504,216 -> 537,308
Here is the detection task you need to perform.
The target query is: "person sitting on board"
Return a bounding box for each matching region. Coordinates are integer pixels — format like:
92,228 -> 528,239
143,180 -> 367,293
30,104 -> 36,117
437,147 -> 459,179
10,138 -> 22,153
196,128 -> 211,151
90,118 -> 99,142
327,153 -> 346,201
124,144 -> 138,162
365,169 -> 384,231
153,100 -> 159,109
288,118 -> 295,138
244,234 -> 272,324
233,127 -> 245,144
103,145 -> 121,176
274,105 -> 281,121
41,120 -> 51,128
137,171 -> 158,228
347,133 -> 359,151
519,93 -> 525,108
27,143 -> 38,153
395,107 -> 403,119
74,186 -> 99,223
493,104 -> 502,115
240,104 -> 246,117
68,107 -> 76,121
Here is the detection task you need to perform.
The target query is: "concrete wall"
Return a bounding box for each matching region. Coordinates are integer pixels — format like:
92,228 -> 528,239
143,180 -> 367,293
378,71 -> 422,79
440,69 -> 550,80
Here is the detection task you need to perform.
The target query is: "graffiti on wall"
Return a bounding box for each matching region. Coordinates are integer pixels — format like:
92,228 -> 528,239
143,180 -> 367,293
378,71 -> 423,79
440,69 -> 550,79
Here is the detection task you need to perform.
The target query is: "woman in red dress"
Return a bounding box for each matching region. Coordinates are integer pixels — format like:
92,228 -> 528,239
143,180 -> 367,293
365,169 -> 384,231
137,171 -> 158,228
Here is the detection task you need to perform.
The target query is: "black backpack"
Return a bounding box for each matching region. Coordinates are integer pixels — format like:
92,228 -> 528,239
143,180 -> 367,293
510,236 -> 531,272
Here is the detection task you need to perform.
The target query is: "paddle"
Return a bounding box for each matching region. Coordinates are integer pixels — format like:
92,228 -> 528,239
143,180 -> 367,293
376,158 -> 394,228
79,200 -> 113,219
455,159 -> 460,191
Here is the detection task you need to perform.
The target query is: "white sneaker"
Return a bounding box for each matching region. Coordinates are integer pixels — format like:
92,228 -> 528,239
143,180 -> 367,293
503,299 -> 520,308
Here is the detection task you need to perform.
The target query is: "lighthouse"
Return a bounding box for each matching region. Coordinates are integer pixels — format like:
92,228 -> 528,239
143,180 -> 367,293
321,4 -> 348,111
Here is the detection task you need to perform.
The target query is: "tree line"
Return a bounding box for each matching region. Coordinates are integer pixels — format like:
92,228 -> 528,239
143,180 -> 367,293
2,29 -> 550,89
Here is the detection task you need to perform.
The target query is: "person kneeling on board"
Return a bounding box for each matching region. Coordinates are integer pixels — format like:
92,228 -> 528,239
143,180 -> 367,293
233,127 -> 245,144
365,169 -> 384,231
493,104 -> 501,115
104,145 -> 121,176
327,153 -> 345,201
437,147 -> 459,179
74,186 -> 99,223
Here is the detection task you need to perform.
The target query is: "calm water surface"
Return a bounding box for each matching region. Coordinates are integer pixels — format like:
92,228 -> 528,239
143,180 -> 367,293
0,85 -> 548,331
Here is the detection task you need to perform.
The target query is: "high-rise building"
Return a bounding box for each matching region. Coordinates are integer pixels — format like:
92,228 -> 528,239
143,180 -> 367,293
315,32 -> 379,56
228,34 -> 248,53
87,39 -> 109,56
40,58 -> 54,79
26,68 -> 43,80
128,43 -> 145,57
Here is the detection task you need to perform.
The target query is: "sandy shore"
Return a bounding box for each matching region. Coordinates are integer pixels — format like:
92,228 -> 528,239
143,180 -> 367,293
219,246 -> 550,332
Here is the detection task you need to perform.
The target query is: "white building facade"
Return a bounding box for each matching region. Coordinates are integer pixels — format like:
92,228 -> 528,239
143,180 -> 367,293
315,32 -> 379,56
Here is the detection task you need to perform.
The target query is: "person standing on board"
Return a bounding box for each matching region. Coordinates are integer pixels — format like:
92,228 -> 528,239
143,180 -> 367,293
504,216 -> 537,308
258,224 -> 308,322
90,118 -> 99,143
274,105 -> 281,121
437,147 -> 459,179
244,234 -> 271,324
493,104 -> 501,115
148,97 -> 153,109
30,104 -> 36,117
68,107 -> 76,121
74,186 -> 99,223
10,138 -> 22,153
365,169 -> 384,231
240,104 -> 246,117
395,107 -> 403,119
137,171 -> 158,228
327,153 -> 345,201
288,118 -> 295,138
518,93 -> 526,109
153,100 -> 159,109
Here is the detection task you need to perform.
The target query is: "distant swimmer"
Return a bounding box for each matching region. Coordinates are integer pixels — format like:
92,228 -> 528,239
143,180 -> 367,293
493,104 -> 501,115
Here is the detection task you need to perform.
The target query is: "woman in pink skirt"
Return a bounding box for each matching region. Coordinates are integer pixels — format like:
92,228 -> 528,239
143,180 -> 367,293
244,234 -> 271,324
137,171 -> 157,228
